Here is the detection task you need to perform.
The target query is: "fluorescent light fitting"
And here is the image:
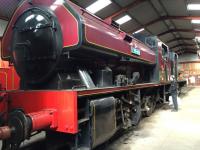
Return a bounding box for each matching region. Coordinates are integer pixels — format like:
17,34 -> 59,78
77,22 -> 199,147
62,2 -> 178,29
191,19 -> 200,24
133,28 -> 145,34
195,36 -> 200,40
187,4 -> 200,10
86,0 -> 112,14
115,15 -> 132,25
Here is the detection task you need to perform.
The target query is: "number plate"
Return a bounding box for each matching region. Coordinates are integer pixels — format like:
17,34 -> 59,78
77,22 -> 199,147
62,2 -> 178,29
131,47 -> 141,56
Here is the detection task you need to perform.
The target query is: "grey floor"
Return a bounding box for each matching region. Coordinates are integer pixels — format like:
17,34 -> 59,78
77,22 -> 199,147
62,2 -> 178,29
105,87 -> 200,150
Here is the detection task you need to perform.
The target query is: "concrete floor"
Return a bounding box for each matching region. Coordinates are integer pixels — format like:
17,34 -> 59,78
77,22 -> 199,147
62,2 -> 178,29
105,87 -> 200,150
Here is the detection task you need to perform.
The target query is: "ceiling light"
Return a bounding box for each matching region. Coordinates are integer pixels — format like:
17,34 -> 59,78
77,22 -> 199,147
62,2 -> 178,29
86,0 -> 112,14
115,15 -> 132,25
133,28 -> 145,34
191,20 -> 200,24
195,36 -> 200,41
187,4 -> 200,10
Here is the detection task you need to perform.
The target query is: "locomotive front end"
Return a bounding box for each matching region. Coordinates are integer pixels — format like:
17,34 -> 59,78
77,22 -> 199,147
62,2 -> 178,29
11,7 -> 63,84
2,0 -> 82,85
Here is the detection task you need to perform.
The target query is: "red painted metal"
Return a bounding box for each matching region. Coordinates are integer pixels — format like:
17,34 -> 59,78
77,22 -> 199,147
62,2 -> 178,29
2,80 -> 173,135
28,110 -> 56,132
67,2 -> 156,64
0,39 -> 19,91
8,91 -> 78,134
0,67 -> 19,91
80,9 -> 156,64
0,110 -> 56,140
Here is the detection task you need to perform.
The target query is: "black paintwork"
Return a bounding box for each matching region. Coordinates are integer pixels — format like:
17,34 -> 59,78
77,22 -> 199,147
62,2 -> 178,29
11,7 -> 63,84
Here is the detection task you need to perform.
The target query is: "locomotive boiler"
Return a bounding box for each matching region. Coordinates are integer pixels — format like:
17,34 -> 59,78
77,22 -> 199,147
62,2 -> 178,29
0,0 -> 185,150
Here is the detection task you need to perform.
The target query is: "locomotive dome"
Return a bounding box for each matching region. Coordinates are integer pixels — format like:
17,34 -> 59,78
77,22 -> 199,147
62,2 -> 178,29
11,8 -> 62,84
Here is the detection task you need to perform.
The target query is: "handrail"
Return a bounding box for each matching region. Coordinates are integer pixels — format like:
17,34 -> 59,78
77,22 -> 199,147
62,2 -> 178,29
80,8 -> 123,32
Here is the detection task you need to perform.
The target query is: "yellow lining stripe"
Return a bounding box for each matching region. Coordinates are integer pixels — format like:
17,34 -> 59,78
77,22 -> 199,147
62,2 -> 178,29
84,25 -> 155,64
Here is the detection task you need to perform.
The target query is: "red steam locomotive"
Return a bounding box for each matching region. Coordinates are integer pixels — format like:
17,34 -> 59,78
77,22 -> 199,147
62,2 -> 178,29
0,0 -> 185,149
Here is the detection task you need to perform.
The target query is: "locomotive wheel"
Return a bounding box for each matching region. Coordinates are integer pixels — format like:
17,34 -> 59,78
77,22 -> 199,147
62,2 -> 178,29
132,104 -> 142,126
1,140 -> 20,150
2,140 -> 9,150
1,139 -> 46,150
143,97 -> 155,117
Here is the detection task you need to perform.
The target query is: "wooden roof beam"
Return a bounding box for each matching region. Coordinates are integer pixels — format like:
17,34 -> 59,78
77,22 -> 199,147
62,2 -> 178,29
175,48 -> 197,52
104,0 -> 147,22
177,49 -> 197,54
166,37 -> 194,43
170,43 -> 196,49
130,16 -> 200,33
0,16 -> 9,21
157,29 -> 200,37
